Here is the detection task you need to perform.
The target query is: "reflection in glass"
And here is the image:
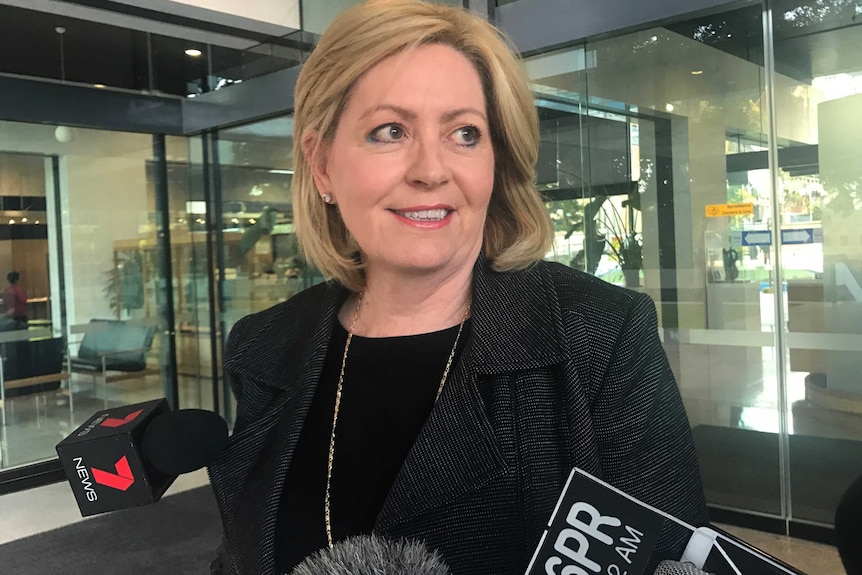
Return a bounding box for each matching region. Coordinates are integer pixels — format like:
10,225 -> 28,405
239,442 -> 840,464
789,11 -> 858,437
526,5 -> 786,516
0,122 -> 173,470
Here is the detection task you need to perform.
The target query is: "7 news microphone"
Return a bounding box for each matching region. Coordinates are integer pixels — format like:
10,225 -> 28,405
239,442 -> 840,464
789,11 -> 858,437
55,398 -> 227,516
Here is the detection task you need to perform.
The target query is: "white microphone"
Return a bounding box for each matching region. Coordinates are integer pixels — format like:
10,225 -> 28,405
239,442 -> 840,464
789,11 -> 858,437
289,534 -> 451,575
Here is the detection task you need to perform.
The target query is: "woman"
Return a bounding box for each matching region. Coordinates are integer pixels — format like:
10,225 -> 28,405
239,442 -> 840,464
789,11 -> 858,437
208,1 -> 708,574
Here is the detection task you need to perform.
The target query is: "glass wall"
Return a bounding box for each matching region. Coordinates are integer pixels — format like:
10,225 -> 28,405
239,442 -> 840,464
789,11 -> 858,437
211,117 -> 307,420
0,122 -> 176,470
772,0 -> 862,527
526,0 -> 862,532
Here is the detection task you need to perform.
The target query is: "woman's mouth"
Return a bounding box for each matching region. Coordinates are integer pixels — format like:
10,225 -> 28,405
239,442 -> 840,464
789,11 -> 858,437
392,208 -> 451,221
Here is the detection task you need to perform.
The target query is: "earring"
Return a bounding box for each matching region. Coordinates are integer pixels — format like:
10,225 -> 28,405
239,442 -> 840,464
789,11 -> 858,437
321,193 -> 332,204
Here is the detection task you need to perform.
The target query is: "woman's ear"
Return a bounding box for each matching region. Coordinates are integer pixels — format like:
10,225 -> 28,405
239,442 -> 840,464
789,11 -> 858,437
301,132 -> 333,201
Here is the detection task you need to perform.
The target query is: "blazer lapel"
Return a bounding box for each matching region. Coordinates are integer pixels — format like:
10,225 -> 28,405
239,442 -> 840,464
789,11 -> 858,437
376,255 -> 569,531
209,283 -> 348,575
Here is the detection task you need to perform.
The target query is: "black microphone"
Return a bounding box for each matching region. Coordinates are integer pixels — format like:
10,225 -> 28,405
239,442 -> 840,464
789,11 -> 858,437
526,467 -> 810,575
835,474 -> 862,575
55,398 -> 227,516
289,534 -> 451,575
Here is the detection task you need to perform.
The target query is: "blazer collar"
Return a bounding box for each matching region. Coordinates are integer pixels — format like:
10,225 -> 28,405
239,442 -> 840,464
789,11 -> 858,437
468,253 -> 568,374
229,253 -> 568,391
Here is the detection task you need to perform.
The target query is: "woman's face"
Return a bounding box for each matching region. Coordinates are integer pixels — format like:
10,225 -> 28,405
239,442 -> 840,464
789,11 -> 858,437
312,43 -> 495,282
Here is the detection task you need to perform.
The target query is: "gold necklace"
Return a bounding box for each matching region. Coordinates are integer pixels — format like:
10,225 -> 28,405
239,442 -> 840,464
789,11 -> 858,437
324,292 -> 470,548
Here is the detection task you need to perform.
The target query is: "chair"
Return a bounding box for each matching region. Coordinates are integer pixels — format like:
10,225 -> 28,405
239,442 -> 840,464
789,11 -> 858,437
69,319 -> 157,407
0,336 -> 70,427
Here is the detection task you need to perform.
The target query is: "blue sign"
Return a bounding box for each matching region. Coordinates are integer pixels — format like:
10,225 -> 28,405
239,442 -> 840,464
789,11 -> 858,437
781,228 -> 822,245
741,231 -> 772,246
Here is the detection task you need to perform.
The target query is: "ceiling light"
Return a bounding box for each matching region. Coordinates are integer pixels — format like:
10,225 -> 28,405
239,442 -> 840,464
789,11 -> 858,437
691,70 -> 704,75
21,217 -> 28,222
268,169 -> 294,175
35,220 -> 39,224
94,83 -> 106,88
8,219 -> 14,224
186,48 -> 203,57
665,103 -> 675,112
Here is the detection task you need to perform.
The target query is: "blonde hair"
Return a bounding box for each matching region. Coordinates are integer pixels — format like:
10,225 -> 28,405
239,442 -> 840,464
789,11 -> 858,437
293,0 -> 553,291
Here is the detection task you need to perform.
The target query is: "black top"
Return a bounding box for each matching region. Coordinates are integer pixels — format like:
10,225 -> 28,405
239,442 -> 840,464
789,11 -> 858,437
274,318 -> 470,573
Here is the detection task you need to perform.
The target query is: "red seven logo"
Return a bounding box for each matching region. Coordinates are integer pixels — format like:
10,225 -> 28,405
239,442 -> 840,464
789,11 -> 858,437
91,456 -> 135,491
101,409 -> 144,428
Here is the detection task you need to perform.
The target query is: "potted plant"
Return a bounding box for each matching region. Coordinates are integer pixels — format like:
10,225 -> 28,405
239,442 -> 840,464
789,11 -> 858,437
599,197 -> 643,288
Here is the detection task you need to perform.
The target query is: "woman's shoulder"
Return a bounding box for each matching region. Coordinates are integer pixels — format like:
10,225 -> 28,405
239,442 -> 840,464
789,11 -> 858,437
225,281 -> 337,357
532,260 -> 645,319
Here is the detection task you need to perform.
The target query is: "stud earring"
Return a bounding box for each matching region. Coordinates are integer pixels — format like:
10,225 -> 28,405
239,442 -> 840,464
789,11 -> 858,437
321,193 -> 332,204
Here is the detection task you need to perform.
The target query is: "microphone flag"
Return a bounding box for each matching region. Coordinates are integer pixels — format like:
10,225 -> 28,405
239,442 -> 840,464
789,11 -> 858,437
525,468 -> 669,575
55,398 -> 174,516
525,468 -> 810,575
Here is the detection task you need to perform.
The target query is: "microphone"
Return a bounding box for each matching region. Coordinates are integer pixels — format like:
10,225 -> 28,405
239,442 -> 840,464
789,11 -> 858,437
55,398 -> 228,516
653,560 -> 710,574
835,474 -> 862,575
526,467 -> 810,575
289,534 -> 451,575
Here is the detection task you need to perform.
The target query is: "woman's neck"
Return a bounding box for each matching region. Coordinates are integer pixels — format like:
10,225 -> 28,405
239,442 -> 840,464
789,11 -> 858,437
340,265 -> 473,338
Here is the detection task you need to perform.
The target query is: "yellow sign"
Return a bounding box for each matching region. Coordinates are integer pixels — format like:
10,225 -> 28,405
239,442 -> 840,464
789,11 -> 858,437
705,203 -> 754,217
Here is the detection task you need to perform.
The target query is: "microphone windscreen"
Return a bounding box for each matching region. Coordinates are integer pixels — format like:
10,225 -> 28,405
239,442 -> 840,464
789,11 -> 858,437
141,409 -> 228,475
290,534 -> 450,575
652,560 -> 710,575
836,474 -> 862,575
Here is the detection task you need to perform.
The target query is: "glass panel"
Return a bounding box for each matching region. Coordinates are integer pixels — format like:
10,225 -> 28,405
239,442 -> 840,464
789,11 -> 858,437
161,135 -> 213,410
527,5 -> 783,516
773,0 -> 862,525
0,121 -> 174,470
215,116 -> 310,423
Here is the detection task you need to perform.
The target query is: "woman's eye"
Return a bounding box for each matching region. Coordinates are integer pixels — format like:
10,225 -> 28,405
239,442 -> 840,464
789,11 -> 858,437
453,125 -> 481,146
369,124 -> 405,143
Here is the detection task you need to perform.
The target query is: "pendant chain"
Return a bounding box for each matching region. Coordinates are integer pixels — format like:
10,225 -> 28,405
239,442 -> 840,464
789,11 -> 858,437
324,292 -> 470,548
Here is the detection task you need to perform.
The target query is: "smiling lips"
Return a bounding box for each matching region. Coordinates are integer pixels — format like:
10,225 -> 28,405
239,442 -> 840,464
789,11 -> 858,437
389,206 -> 454,228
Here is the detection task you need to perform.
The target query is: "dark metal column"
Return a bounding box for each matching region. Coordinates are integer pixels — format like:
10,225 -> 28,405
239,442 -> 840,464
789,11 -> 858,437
152,134 -> 180,410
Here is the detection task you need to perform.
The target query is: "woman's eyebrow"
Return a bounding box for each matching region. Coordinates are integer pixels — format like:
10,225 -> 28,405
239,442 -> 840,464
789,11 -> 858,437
359,104 -> 486,123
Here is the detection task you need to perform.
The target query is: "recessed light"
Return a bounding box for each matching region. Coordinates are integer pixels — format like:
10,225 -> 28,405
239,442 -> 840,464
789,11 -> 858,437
691,70 -> 704,75
185,48 -> 203,57
21,217 -> 28,222
8,219 -> 14,224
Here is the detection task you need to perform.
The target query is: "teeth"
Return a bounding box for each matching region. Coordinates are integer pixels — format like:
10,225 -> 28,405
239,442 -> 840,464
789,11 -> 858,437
397,209 -> 448,221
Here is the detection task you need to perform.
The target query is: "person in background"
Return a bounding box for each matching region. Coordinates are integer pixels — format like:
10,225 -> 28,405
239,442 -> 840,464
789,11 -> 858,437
3,271 -> 27,329
207,2 -> 709,574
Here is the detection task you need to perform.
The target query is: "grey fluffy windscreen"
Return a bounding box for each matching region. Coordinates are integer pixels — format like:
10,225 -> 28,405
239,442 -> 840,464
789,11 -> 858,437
652,560 -> 712,575
289,534 -> 451,575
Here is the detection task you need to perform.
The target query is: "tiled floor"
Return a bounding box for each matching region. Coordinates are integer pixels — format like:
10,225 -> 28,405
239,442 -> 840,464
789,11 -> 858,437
0,474 -> 844,574
718,524 -> 844,575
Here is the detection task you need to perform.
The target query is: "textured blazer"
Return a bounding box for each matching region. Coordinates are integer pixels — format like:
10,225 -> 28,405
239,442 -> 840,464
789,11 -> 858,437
207,256 -> 709,575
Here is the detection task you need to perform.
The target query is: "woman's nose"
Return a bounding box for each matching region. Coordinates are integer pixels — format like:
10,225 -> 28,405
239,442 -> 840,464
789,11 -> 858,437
405,138 -> 451,189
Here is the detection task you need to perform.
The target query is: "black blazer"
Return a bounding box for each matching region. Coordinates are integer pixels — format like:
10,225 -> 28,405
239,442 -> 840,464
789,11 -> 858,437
208,256 -> 708,575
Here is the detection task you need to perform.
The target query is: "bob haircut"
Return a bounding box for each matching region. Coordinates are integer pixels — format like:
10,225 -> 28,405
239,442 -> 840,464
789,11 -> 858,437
293,0 -> 553,291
